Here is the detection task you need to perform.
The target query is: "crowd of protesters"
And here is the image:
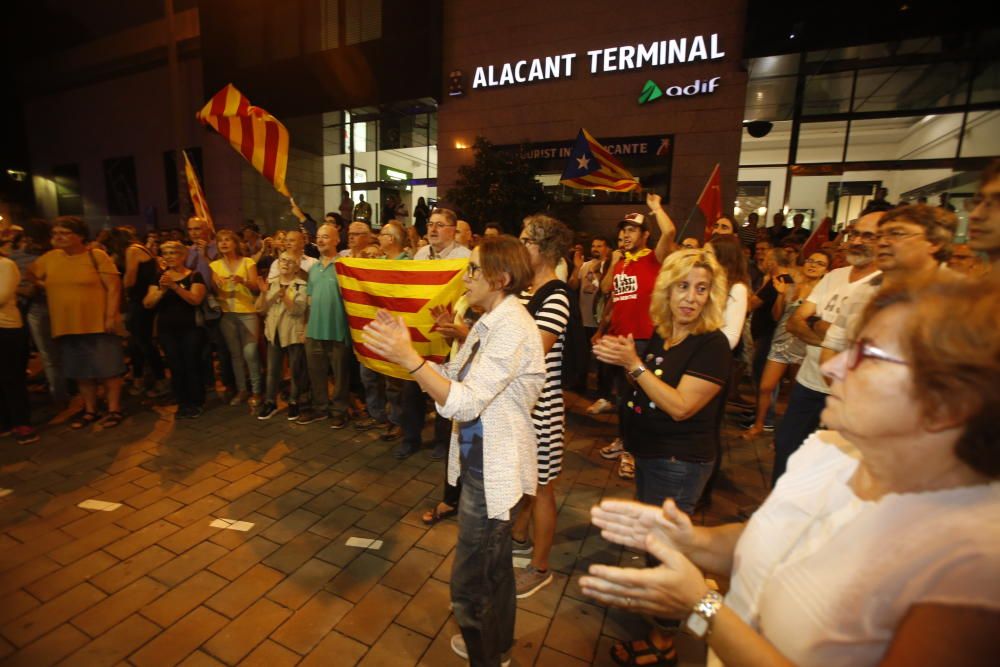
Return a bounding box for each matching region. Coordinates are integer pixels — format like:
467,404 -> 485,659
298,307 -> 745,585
0,159 -> 998,666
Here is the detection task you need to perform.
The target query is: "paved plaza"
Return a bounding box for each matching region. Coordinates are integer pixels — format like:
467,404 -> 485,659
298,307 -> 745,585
0,389 -> 773,666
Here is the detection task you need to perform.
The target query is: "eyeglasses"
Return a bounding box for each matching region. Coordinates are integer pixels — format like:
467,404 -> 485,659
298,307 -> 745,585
846,338 -> 907,371
428,221 -> 455,230
846,229 -> 877,243
963,195 -> 1000,213
875,228 -> 924,243
803,258 -> 828,266
465,262 -> 482,279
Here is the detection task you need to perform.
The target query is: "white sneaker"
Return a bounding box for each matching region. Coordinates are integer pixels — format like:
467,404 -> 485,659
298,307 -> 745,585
587,398 -> 616,415
450,634 -> 511,666
599,438 -> 626,459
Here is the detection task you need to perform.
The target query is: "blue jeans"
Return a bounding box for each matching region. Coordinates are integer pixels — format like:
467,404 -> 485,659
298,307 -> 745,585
219,312 -> 262,394
635,456 -> 715,517
26,305 -> 67,402
451,472 -> 520,667
772,381 -> 827,487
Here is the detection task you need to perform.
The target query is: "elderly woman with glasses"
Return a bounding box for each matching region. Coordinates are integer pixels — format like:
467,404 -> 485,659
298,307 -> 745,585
582,277 -> 1000,667
364,235 -> 544,666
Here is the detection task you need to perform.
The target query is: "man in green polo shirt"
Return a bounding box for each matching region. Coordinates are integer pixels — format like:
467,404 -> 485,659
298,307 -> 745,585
296,222 -> 352,428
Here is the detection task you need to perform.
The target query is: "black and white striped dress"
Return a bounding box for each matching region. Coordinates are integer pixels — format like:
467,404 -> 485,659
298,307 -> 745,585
520,286 -> 570,485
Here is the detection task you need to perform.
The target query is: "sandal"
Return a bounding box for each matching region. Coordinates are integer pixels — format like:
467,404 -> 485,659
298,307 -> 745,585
70,411 -> 101,430
101,411 -> 125,429
610,638 -> 677,667
421,502 -> 458,526
618,452 -> 636,480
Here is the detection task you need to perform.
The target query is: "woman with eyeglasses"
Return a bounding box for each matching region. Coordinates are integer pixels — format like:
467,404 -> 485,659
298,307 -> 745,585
743,251 -> 831,439
143,241 -> 207,418
364,236 -> 545,666
582,276 -> 1000,667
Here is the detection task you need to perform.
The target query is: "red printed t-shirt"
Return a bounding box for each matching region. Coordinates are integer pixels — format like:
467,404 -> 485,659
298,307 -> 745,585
609,250 -> 660,339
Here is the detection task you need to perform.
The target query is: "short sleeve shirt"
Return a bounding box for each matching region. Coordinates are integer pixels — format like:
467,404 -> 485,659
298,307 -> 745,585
623,330 -> 731,461
609,251 -> 660,339
306,258 -> 349,342
32,248 -> 120,338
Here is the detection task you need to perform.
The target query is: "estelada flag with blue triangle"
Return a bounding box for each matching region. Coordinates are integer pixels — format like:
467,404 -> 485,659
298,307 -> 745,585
559,128 -> 642,192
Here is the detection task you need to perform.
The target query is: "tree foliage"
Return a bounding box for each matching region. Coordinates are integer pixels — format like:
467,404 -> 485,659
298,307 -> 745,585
446,137 -> 550,233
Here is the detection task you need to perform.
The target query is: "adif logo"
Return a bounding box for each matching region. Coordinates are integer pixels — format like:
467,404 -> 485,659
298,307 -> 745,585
639,77 -> 721,104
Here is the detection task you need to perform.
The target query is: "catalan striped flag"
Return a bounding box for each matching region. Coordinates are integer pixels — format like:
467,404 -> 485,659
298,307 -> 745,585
336,258 -> 468,380
182,150 -> 213,231
559,128 -> 641,192
196,83 -> 291,197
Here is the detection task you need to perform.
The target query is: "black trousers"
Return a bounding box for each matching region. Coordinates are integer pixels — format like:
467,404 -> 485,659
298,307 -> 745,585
0,327 -> 31,430
160,327 -> 206,410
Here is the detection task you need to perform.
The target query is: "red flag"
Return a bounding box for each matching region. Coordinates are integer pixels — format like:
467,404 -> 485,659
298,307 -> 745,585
182,150 -> 213,231
697,164 -> 723,241
801,217 -> 833,258
196,84 -> 291,197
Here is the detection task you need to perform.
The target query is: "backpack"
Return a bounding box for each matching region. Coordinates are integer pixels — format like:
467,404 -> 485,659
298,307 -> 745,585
526,279 -> 589,389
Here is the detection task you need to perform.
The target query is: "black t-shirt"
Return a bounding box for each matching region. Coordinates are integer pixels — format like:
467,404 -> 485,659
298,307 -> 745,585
623,330 -> 731,462
750,280 -> 779,341
156,271 -> 204,331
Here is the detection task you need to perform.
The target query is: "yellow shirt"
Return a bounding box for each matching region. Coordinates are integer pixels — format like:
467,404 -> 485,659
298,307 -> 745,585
0,258 -> 23,329
210,257 -> 257,313
31,249 -> 119,338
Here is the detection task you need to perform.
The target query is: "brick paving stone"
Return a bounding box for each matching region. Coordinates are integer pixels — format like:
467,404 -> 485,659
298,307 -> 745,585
48,524 -> 129,566
213,459 -> 265,483
266,558 -> 340,610
0,524 -> 73,572
296,468 -> 346,495
212,490 -> 271,521
70,576 -> 167,638
344,482 -> 395,511
381,548 -> 442,596
271,590 -> 352,654
357,623 -> 430,667
24,550 -> 118,601
256,471 -> 309,498
415,520 -> 457,556
168,477 -> 229,506
148,540 -> 228,586
0,590 -> 41,628
336,467 -> 381,492
113,497 -> 184,532
511,607 -> 552,667
1,582 -> 106,647
262,530 -> 329,574
0,557 -> 61,597
543,596 -> 605,662
431,549 -> 454,583
207,535 -> 280,580
414,617 -> 464,667
103,519 -> 181,560
175,650 -> 225,667
378,522 -> 426,562
123,484 -> 173,510
256,489 -> 314,520
130,606 -> 228,667
260,508 -> 322,544
4,506 -> 88,543
394,577 -> 452,638
61,613 -> 160,665
215,473 -> 268,501
163,495 -> 228,527
516,570 -> 570,619
60,504 -> 138,539
308,504 -> 365,540
204,563 -> 285,618
0,623 -> 90,667
326,552 -> 394,603
158,520 -> 220,555
536,646 -> 592,666
297,630 -> 367,667
302,485 -> 354,515
335,584 -> 409,645
354,501 -> 410,534
387,479 -> 435,508
140,570 -> 228,628
239,639 -> 301,667
90,545 -> 174,594
202,598 -> 292,664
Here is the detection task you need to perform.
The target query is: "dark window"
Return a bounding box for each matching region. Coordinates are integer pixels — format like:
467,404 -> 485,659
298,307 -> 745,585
103,156 -> 139,215
164,148 -> 203,214
53,163 -> 83,215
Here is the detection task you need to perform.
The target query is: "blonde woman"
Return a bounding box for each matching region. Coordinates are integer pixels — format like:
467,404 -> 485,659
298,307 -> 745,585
593,248 -> 732,666
210,229 -> 262,406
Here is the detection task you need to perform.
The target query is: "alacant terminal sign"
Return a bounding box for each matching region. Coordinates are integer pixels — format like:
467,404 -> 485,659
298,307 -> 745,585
471,33 -> 725,90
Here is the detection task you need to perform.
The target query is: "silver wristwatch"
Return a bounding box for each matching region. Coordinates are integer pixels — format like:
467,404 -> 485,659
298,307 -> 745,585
628,363 -> 647,380
684,589 -> 723,639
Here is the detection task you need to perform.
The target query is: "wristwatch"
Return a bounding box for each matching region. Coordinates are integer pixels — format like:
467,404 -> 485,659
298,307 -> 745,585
684,589 -> 723,639
628,363 -> 647,380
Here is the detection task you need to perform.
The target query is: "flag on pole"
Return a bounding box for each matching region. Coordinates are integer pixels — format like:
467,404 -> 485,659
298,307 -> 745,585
801,216 -> 833,257
182,150 -> 213,231
697,164 -> 723,241
196,83 -> 291,197
559,129 -> 641,192
336,258 -> 468,380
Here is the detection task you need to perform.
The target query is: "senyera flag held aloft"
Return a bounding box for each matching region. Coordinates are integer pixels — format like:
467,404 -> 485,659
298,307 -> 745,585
336,258 -> 468,380
559,128 -> 642,192
196,83 -> 291,197
182,150 -> 213,231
